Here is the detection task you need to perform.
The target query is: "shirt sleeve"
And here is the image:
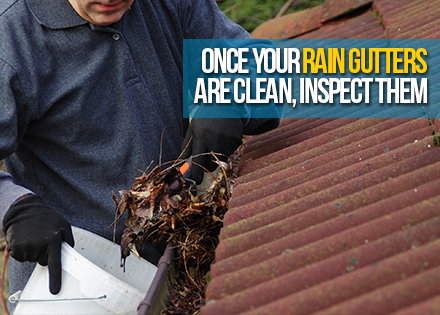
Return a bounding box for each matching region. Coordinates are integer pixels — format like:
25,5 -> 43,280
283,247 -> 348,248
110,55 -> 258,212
0,59 -> 34,225
180,1 -> 282,133
180,0 -> 252,40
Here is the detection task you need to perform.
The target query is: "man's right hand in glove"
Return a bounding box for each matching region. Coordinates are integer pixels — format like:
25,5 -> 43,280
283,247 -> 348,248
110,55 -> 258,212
3,194 -> 74,294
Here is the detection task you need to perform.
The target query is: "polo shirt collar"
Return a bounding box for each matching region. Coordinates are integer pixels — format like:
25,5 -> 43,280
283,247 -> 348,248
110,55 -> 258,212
27,0 -> 88,29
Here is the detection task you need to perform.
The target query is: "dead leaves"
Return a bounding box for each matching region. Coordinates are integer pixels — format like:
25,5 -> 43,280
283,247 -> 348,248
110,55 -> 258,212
112,164 -> 187,265
112,160 -> 230,314
112,139 -> 247,314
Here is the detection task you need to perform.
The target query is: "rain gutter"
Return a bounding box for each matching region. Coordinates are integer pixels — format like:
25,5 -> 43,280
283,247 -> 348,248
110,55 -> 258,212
137,242 -> 175,315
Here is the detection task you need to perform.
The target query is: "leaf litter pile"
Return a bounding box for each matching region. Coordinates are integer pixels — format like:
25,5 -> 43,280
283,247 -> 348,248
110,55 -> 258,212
112,140 -> 246,314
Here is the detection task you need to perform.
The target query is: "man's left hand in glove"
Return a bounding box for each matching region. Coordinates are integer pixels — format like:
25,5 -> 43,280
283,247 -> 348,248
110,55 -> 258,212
181,118 -> 244,184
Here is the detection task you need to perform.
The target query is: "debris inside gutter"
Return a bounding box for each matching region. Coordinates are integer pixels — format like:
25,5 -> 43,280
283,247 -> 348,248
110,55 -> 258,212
112,138 -> 247,315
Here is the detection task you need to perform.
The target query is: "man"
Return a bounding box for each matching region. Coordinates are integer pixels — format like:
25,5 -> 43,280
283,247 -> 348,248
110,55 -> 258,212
0,0 -> 279,309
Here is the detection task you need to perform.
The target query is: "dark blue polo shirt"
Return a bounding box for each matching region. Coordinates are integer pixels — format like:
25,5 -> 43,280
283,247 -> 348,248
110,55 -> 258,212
0,0 -> 252,302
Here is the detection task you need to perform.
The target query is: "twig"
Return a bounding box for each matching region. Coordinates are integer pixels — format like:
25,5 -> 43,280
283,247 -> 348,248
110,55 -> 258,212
276,0 -> 296,18
223,3 -> 237,14
242,13 -> 265,23
211,153 -> 230,197
182,232 -> 202,292
159,128 -> 167,166
1,249 -> 9,315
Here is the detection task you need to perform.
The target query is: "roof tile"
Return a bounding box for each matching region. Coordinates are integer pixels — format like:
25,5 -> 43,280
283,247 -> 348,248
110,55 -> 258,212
298,9 -> 385,39
205,217 -> 440,312
202,0 -> 440,314
202,118 -> 440,314
220,142 -> 440,242
214,178 -> 440,274
251,5 -> 323,39
373,0 -> 440,39
321,0 -> 373,22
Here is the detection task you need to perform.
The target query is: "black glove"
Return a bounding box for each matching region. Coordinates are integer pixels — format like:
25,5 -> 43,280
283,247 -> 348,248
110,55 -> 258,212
3,194 -> 74,294
181,118 -> 244,184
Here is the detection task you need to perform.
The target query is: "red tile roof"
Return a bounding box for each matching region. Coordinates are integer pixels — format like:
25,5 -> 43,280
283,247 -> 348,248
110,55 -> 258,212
203,118 -> 440,314
202,0 -> 440,314
373,0 -> 440,39
251,0 -> 440,41
252,5 -> 323,39
297,9 -> 386,39
321,0 -> 373,22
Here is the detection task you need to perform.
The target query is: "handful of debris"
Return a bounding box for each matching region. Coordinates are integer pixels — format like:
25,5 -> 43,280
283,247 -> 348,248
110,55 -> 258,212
112,157 -> 232,314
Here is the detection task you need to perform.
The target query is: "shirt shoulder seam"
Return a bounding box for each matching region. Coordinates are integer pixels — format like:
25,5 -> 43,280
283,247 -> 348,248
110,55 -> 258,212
0,57 -> 32,118
0,0 -> 19,17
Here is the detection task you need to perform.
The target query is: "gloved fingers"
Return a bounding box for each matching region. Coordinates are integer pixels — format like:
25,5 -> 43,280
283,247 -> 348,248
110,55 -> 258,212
205,152 -> 227,172
47,234 -> 63,295
190,153 -> 208,185
181,118 -> 243,183
4,231 -> 19,261
6,247 -> 22,262
5,230 -> 33,262
221,135 -> 243,158
180,128 -> 193,161
189,136 -> 228,184
7,242 -> 40,263
191,152 -> 227,184
62,226 -> 75,248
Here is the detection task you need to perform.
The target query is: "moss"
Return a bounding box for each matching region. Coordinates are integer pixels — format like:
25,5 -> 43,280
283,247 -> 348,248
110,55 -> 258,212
217,0 -> 324,33
433,133 -> 440,147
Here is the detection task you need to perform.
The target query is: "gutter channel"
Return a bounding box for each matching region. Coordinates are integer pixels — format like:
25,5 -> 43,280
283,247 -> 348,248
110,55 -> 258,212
137,242 -> 175,315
